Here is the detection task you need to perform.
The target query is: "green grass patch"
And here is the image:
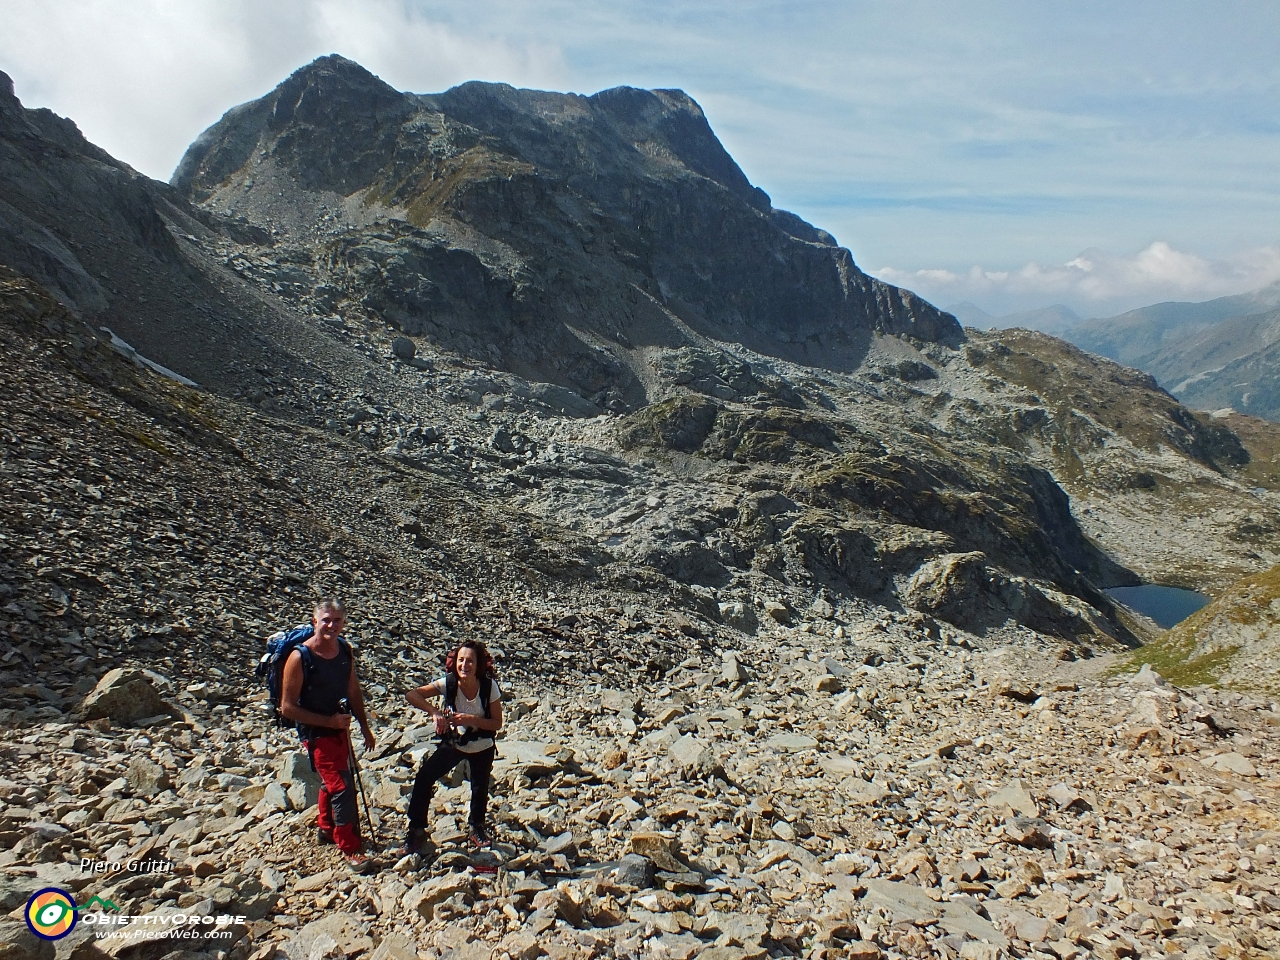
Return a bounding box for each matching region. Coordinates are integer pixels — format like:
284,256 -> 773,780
1108,632 -> 1240,688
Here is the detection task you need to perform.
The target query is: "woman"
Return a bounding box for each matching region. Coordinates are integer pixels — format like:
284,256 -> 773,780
404,639 -> 503,852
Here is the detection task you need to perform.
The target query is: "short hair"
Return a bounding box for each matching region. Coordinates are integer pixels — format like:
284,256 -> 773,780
313,598 -> 346,619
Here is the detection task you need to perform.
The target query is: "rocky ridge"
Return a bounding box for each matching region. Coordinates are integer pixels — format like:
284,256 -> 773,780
172,56 -> 960,389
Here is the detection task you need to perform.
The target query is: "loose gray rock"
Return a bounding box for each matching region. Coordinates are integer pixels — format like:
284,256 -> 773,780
669,734 -> 723,780
1004,816 -> 1054,848
863,879 -> 943,922
1130,663 -> 1170,687
0,876 -> 30,912
277,751 -> 318,784
720,651 -> 751,686
368,934 -> 417,960
1204,752 -> 1258,776
988,778 -> 1038,817
718,602 -> 757,632
280,913 -> 373,960
765,733 -> 818,752
762,600 -> 791,624
1046,782 -> 1090,811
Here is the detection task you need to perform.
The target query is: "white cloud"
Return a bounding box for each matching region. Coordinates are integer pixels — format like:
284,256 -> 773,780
874,242 -> 1280,317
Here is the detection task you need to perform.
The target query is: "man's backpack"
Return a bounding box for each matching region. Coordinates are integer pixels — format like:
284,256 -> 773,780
256,625 -> 351,735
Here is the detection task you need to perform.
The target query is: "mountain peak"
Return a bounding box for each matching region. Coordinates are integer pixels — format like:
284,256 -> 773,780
173,54 -> 411,195
589,85 -> 768,211
271,54 -> 407,112
265,53 -> 408,130
293,53 -> 379,80
172,56 -> 962,371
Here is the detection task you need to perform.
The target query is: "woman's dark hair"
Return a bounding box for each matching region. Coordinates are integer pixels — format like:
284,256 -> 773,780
446,638 -> 494,685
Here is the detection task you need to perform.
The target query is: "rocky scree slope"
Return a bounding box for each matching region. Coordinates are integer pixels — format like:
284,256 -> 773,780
7,262 -> 1276,960
0,266 -> 737,719
5,615 -> 1279,960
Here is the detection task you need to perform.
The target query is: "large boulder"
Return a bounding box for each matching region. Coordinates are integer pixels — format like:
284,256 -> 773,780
782,515 -> 889,596
902,551 -> 1107,641
78,669 -> 178,724
279,914 -> 373,960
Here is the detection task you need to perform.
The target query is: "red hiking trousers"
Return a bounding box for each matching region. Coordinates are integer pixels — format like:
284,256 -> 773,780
307,733 -> 360,854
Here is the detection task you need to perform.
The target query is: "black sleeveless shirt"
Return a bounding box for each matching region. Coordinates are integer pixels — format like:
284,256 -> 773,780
296,642 -> 352,723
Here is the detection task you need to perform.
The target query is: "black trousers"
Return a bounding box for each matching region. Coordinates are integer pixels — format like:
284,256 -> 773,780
406,743 -> 495,835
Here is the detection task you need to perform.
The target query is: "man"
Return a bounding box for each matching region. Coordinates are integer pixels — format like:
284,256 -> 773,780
279,599 -> 376,868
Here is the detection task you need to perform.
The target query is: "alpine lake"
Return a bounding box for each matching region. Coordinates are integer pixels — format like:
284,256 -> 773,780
1105,584 -> 1210,629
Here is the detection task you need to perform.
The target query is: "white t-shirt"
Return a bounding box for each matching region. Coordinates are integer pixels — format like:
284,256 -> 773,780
437,676 -> 502,753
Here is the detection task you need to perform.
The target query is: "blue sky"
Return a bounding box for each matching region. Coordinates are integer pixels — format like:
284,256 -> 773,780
2,0 -> 1278,317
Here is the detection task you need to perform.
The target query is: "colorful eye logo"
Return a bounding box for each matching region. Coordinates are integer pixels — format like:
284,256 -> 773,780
25,888 -> 78,940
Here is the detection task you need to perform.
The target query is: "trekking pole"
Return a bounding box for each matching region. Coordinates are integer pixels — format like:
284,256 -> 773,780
338,698 -> 378,846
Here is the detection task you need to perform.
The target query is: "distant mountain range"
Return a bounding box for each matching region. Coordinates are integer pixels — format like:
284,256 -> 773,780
946,302 -> 1082,337
949,280 -> 1280,421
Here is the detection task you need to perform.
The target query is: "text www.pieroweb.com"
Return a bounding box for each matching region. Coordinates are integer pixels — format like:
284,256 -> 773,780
96,927 -> 235,942
82,914 -> 244,941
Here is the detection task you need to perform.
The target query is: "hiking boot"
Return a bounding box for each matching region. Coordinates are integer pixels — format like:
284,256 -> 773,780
468,824 -> 490,849
346,852 -> 376,875
317,828 -> 335,846
396,830 -> 427,858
